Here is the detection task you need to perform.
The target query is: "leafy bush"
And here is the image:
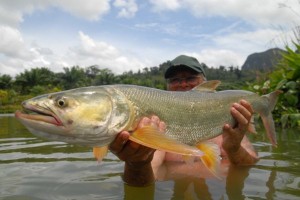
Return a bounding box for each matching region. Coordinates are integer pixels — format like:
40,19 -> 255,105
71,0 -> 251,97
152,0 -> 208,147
248,42 -> 300,128
0,90 -> 9,105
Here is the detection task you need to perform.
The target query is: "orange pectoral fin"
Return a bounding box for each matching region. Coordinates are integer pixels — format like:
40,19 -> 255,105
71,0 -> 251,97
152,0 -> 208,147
93,146 -> 108,162
129,125 -> 203,157
196,141 -> 221,179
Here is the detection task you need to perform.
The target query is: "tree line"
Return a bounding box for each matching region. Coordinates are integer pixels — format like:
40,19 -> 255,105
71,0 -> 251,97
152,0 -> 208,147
0,52 -> 299,128
0,61 -> 252,95
0,60 -> 252,113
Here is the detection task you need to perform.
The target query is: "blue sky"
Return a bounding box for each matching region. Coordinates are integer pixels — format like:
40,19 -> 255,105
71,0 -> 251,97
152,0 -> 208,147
1,0 -> 300,77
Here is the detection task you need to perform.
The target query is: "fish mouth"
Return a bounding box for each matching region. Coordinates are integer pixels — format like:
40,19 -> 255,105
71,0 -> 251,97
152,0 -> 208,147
15,103 -> 63,126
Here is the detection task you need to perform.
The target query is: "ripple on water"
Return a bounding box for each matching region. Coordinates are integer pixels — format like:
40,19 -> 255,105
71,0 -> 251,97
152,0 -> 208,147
1,115 -> 299,199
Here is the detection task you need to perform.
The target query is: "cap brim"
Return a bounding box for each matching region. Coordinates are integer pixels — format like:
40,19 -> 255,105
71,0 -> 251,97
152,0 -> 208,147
164,65 -> 203,79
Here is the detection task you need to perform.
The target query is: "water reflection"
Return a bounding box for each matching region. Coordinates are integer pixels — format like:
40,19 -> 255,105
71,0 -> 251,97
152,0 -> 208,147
0,115 -> 299,200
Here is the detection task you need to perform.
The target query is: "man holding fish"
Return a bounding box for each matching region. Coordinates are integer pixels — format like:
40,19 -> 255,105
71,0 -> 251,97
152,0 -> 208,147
109,55 -> 259,186
16,54 -> 279,189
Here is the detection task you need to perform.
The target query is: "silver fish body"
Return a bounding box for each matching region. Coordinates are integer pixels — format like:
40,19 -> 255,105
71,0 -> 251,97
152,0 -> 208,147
15,82 -> 279,147
108,85 -> 278,146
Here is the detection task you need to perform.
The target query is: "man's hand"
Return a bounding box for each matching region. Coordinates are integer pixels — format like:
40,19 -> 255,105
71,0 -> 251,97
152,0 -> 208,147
109,116 -> 166,165
222,100 -> 258,165
109,116 -> 166,186
222,100 -> 253,153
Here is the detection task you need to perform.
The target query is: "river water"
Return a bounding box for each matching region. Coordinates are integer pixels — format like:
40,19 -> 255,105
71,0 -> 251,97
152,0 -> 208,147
0,114 -> 299,200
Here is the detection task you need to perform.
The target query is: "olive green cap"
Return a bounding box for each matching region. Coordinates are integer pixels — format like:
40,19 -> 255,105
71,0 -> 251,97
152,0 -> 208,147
164,55 -> 206,79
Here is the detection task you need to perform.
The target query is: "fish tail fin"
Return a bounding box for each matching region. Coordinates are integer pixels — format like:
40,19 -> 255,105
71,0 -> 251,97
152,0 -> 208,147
261,115 -> 277,147
196,141 -> 221,179
260,90 -> 282,147
130,125 -> 203,157
264,90 -> 282,112
93,146 -> 108,162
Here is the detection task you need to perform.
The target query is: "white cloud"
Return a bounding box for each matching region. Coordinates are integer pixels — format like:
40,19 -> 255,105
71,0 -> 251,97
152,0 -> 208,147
212,28 -> 284,53
1,0 -> 299,77
0,26 -> 27,58
0,25 -> 60,73
77,31 -> 119,58
185,50 -> 243,69
0,1 -> 46,27
113,0 -> 138,18
185,28 -> 286,68
0,0 -> 111,27
134,21 -> 182,37
66,32 -> 146,74
150,0 -> 300,27
57,0 -> 111,21
0,5 -> 23,27
149,0 -> 181,11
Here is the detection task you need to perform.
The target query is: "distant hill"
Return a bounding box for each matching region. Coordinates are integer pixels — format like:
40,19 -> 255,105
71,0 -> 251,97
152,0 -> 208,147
241,48 -> 286,71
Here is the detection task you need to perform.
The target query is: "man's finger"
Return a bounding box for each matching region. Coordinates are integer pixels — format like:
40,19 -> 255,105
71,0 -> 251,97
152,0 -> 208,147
231,106 -> 248,125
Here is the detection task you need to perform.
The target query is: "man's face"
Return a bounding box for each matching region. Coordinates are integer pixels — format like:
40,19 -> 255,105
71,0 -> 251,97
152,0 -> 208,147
166,70 -> 205,91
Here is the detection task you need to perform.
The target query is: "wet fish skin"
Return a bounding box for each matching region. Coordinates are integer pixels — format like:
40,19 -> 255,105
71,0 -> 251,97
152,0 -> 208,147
112,84 -> 279,146
15,81 -> 279,147
15,81 -> 280,177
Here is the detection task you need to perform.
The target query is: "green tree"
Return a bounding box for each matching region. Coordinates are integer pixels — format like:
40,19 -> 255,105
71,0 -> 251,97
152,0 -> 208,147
14,67 -> 56,94
248,42 -> 300,127
85,65 -> 101,85
60,66 -> 89,89
0,74 -> 12,89
92,68 -> 116,85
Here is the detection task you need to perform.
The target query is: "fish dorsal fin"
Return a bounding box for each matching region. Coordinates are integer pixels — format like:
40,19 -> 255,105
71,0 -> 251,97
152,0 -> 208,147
192,80 -> 221,92
129,125 -> 203,157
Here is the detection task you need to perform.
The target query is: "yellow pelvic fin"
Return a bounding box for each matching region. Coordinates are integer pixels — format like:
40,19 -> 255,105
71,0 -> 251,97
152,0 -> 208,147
93,146 -> 108,162
196,141 -> 221,178
129,125 -> 203,157
192,80 -> 221,92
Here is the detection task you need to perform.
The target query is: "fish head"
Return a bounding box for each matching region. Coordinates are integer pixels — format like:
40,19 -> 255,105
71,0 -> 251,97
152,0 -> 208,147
15,87 -> 130,146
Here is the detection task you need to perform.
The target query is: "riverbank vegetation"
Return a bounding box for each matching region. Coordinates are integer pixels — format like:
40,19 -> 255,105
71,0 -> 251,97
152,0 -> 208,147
247,41 -> 300,128
0,42 -> 299,128
0,61 -> 252,112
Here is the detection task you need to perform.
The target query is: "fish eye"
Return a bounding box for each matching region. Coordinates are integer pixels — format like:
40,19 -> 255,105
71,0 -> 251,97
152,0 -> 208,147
56,98 -> 68,108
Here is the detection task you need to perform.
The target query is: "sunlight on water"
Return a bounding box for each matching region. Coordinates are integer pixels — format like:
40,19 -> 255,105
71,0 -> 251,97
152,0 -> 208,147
0,115 -> 299,200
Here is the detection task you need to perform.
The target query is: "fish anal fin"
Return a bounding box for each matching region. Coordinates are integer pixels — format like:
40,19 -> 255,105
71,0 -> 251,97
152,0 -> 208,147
192,80 -> 221,92
93,146 -> 108,162
196,141 -> 221,179
129,125 -> 203,157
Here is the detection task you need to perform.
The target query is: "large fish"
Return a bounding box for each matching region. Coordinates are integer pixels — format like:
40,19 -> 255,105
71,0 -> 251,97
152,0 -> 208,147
15,81 -> 280,176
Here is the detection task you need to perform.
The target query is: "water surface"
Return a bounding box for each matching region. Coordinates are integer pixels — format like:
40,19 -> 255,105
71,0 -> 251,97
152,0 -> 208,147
0,115 -> 299,200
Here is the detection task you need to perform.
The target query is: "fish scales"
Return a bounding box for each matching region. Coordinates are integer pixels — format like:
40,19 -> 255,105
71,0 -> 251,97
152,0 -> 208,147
111,85 -> 258,145
14,82 -> 280,178
15,82 -> 279,148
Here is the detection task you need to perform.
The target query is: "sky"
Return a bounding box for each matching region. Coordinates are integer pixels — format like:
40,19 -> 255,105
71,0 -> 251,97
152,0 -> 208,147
1,0 -> 300,77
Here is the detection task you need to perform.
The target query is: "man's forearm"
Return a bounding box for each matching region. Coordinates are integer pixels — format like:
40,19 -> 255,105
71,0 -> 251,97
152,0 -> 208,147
123,162 -> 155,186
226,147 -> 259,166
